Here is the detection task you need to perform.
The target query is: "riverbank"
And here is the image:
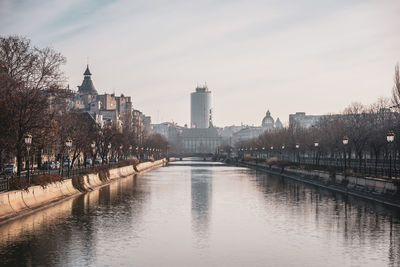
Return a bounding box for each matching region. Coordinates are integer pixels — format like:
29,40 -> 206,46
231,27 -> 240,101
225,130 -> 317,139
235,160 -> 400,208
0,159 -> 168,224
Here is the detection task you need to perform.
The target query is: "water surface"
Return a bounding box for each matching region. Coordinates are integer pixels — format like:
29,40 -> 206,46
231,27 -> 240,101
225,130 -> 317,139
0,160 -> 399,266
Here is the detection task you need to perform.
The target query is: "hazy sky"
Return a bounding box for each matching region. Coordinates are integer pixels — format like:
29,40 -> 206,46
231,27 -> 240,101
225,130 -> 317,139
1,0 -> 399,127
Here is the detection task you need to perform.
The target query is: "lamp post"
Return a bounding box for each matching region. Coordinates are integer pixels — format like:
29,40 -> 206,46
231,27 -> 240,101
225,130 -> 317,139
270,146 -> 274,158
119,145 -> 123,161
343,136 -> 348,174
91,142 -> 96,166
65,138 -> 72,177
281,145 -> 285,161
24,133 -> 32,184
295,143 -> 300,164
314,141 -> 319,166
107,144 -> 112,165
387,131 -> 395,179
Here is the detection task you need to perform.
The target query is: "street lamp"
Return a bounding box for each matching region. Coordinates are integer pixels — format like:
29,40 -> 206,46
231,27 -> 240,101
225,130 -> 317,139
24,133 -> 32,184
281,145 -> 285,160
119,145 -> 123,160
343,136 -> 348,174
107,143 -> 112,165
314,141 -> 319,166
65,138 -> 72,177
387,131 -> 395,179
295,143 -> 300,163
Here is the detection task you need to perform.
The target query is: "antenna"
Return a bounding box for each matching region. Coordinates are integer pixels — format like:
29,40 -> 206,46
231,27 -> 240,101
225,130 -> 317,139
87,56 -> 89,65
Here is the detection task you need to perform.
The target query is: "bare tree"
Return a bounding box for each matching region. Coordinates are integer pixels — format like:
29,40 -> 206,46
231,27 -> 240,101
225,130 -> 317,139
0,36 -> 66,175
392,63 -> 400,110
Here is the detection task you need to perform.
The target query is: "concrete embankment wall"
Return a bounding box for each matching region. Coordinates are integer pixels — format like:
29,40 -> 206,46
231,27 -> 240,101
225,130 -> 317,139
0,159 -> 167,223
239,161 -> 400,207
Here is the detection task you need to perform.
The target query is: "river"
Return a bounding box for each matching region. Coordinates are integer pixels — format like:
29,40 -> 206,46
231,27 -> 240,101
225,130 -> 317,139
0,159 -> 399,266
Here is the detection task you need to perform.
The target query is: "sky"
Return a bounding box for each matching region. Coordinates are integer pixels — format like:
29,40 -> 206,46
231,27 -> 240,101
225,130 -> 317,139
1,0 -> 400,127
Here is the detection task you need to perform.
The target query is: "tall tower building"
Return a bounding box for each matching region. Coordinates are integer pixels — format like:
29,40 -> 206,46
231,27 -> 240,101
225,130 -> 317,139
190,85 -> 212,128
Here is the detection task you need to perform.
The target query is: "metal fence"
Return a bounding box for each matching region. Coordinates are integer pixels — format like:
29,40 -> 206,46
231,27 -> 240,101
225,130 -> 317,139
0,159 -> 143,192
239,152 -> 400,179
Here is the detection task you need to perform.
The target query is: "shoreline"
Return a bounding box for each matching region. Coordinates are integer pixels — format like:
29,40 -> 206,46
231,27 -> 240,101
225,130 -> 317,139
0,159 -> 168,225
235,161 -> 400,209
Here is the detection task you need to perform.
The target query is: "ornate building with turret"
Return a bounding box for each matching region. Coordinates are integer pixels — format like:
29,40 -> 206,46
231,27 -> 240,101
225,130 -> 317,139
69,65 -> 152,142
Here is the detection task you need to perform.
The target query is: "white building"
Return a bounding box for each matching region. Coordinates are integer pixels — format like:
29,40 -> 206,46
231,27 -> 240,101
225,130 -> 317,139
229,110 -> 283,145
191,85 -> 212,128
181,128 -> 221,153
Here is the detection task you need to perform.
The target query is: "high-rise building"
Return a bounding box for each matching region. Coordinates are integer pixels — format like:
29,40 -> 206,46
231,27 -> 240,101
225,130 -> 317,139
191,85 -> 212,128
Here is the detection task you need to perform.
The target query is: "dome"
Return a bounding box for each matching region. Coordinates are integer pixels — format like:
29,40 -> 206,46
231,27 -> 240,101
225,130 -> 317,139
262,110 -> 274,128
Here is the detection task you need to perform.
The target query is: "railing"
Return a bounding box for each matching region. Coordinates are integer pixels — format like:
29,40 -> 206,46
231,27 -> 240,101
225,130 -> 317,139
0,177 -> 9,191
234,153 -> 400,179
0,157 -> 155,192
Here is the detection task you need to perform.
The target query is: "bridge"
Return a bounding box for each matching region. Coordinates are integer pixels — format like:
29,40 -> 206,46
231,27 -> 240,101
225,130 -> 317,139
167,152 -> 215,161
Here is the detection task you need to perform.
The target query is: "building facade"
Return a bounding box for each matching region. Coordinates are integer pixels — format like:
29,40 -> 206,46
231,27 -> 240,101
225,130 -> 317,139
229,110 -> 283,145
191,85 -> 212,128
70,65 -> 152,139
289,112 -> 323,128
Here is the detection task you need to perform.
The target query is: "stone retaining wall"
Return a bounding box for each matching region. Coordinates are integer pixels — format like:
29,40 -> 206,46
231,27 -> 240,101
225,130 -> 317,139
239,161 -> 400,207
0,159 -> 167,223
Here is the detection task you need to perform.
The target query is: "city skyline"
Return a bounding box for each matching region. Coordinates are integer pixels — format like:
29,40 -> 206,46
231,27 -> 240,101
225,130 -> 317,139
1,0 -> 399,126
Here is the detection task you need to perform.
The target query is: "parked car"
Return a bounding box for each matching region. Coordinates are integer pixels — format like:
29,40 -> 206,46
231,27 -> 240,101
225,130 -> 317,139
85,159 -> 92,165
3,164 -> 16,174
94,158 -> 102,165
42,161 -> 53,170
63,160 -> 71,167
53,161 -> 60,169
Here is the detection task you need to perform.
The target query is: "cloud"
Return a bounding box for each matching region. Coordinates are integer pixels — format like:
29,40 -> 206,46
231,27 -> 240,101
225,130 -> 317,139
1,0 -> 399,126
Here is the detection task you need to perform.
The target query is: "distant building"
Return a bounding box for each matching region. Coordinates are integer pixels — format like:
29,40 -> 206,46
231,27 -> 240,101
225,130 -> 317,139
275,118 -> 283,129
289,112 -> 323,128
261,110 -> 274,129
228,110 -> 283,145
78,66 -> 98,95
191,85 -> 212,128
133,110 -> 153,145
69,65 -> 152,139
181,128 -> 221,153
231,127 -> 265,145
174,84 -> 222,153
152,122 -> 185,153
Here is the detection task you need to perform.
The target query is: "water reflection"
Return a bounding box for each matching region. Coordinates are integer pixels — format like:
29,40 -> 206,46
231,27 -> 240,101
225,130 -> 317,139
252,170 -> 400,266
1,162 -> 400,266
191,167 -> 212,246
0,175 -> 147,267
